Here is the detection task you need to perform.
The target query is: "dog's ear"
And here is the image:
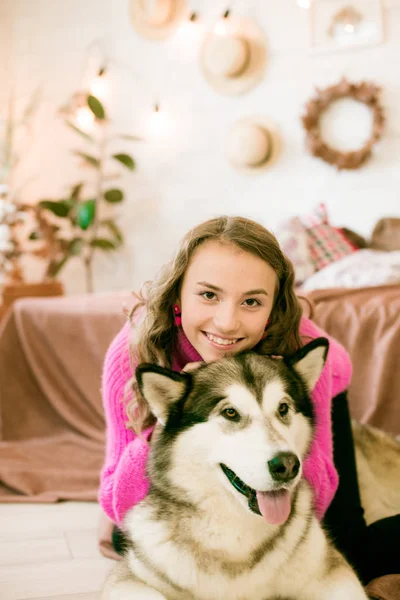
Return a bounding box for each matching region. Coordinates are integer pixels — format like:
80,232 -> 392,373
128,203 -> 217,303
288,337 -> 329,392
136,364 -> 190,425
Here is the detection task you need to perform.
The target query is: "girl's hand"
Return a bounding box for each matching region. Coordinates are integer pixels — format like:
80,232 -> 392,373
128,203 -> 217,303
181,361 -> 204,373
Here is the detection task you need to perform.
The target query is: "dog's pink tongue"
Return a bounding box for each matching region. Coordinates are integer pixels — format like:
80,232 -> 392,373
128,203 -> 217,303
256,490 -> 291,525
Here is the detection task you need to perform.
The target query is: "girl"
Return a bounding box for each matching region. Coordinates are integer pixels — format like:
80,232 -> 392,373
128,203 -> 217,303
99,215 -> 398,587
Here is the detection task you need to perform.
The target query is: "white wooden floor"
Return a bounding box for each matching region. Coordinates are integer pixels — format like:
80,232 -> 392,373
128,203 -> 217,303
0,502 -> 114,600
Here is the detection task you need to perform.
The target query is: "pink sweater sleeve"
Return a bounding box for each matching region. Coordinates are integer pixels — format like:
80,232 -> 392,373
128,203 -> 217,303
98,322 -> 154,527
300,318 -> 352,519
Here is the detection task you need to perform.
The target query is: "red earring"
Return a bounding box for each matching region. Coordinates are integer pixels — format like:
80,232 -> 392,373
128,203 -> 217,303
261,319 -> 271,340
173,304 -> 182,326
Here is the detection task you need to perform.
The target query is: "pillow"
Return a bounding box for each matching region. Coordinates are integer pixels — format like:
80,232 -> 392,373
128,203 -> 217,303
275,217 -> 315,284
371,218 -> 400,251
299,202 -> 329,228
304,223 -> 358,271
300,203 -> 357,272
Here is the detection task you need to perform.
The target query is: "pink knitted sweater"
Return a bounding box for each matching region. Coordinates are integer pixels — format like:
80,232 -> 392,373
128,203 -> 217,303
99,318 -> 352,527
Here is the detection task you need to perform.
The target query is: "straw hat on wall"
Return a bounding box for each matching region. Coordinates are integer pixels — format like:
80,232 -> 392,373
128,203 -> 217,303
201,16 -> 267,95
130,0 -> 188,40
226,116 -> 281,173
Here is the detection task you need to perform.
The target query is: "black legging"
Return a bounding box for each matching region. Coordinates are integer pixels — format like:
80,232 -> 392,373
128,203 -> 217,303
323,392 -> 400,585
112,525 -> 129,555
112,392 -> 400,584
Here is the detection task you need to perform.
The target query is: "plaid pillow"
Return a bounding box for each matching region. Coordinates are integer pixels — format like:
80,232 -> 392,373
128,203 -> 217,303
305,223 -> 357,271
300,202 -> 329,228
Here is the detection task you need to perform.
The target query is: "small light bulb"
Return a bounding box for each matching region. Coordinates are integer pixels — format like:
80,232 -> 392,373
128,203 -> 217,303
297,0 -> 311,9
214,9 -> 231,36
75,106 -> 95,131
344,23 -> 355,34
148,104 -> 171,138
174,12 -> 204,61
90,70 -> 108,100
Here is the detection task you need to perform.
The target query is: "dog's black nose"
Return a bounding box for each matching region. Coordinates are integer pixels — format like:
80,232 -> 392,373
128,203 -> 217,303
268,452 -> 300,482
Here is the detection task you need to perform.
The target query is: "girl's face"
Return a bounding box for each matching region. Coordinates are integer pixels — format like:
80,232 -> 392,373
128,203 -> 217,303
179,241 -> 277,363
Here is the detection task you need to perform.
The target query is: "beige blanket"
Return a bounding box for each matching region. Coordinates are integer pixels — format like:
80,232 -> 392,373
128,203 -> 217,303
0,291 -> 131,502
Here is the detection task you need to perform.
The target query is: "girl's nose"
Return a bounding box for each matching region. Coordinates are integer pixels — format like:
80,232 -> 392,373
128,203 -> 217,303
214,304 -> 240,333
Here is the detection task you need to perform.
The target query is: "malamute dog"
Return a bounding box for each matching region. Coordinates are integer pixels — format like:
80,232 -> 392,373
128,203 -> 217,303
103,338 -> 368,600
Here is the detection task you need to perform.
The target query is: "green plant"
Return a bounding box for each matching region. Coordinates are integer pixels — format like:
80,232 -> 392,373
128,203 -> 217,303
29,93 -> 139,293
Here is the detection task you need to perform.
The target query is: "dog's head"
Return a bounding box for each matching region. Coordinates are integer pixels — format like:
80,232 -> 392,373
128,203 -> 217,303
136,337 -> 328,525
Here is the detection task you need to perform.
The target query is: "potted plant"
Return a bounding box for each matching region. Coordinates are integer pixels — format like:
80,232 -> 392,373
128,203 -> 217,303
25,92 -> 139,293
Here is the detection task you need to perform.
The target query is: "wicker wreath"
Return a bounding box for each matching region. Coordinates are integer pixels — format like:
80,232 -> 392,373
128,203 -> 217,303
301,78 -> 385,170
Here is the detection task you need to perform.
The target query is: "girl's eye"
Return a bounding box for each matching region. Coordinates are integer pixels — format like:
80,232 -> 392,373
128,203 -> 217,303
202,291 -> 217,301
243,298 -> 261,307
222,407 -> 240,421
278,402 -> 289,417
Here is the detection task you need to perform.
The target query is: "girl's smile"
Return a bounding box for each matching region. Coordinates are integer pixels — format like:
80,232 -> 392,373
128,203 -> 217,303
202,331 -> 244,350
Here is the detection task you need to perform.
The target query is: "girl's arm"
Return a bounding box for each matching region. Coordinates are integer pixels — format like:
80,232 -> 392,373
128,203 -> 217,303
302,366 -> 339,520
300,318 -> 353,519
98,322 -> 153,527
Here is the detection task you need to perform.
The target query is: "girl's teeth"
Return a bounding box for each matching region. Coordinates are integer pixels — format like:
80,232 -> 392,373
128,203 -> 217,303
206,333 -> 238,346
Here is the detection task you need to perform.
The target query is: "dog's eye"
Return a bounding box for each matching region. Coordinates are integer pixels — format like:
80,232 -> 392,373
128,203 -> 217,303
222,407 -> 240,421
278,402 -> 289,417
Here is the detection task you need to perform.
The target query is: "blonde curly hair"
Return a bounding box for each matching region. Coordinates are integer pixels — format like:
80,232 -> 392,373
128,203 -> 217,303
126,215 -> 302,433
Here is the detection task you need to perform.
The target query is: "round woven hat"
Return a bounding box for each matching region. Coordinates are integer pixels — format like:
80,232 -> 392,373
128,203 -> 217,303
130,0 -> 188,40
226,116 -> 281,174
201,16 -> 267,95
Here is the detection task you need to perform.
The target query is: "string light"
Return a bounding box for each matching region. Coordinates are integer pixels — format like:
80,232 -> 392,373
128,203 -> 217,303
214,8 -> 232,36
89,66 -> 109,100
75,105 -> 95,131
297,0 -> 311,8
148,102 -> 171,138
68,40 -> 174,139
173,8 -> 204,59
344,23 -> 355,34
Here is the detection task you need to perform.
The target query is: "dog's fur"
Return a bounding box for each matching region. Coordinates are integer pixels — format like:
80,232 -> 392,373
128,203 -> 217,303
353,420 -> 400,526
103,338 -> 368,600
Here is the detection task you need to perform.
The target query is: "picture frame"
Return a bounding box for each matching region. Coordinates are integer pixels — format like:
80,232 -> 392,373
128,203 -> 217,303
310,0 -> 384,54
